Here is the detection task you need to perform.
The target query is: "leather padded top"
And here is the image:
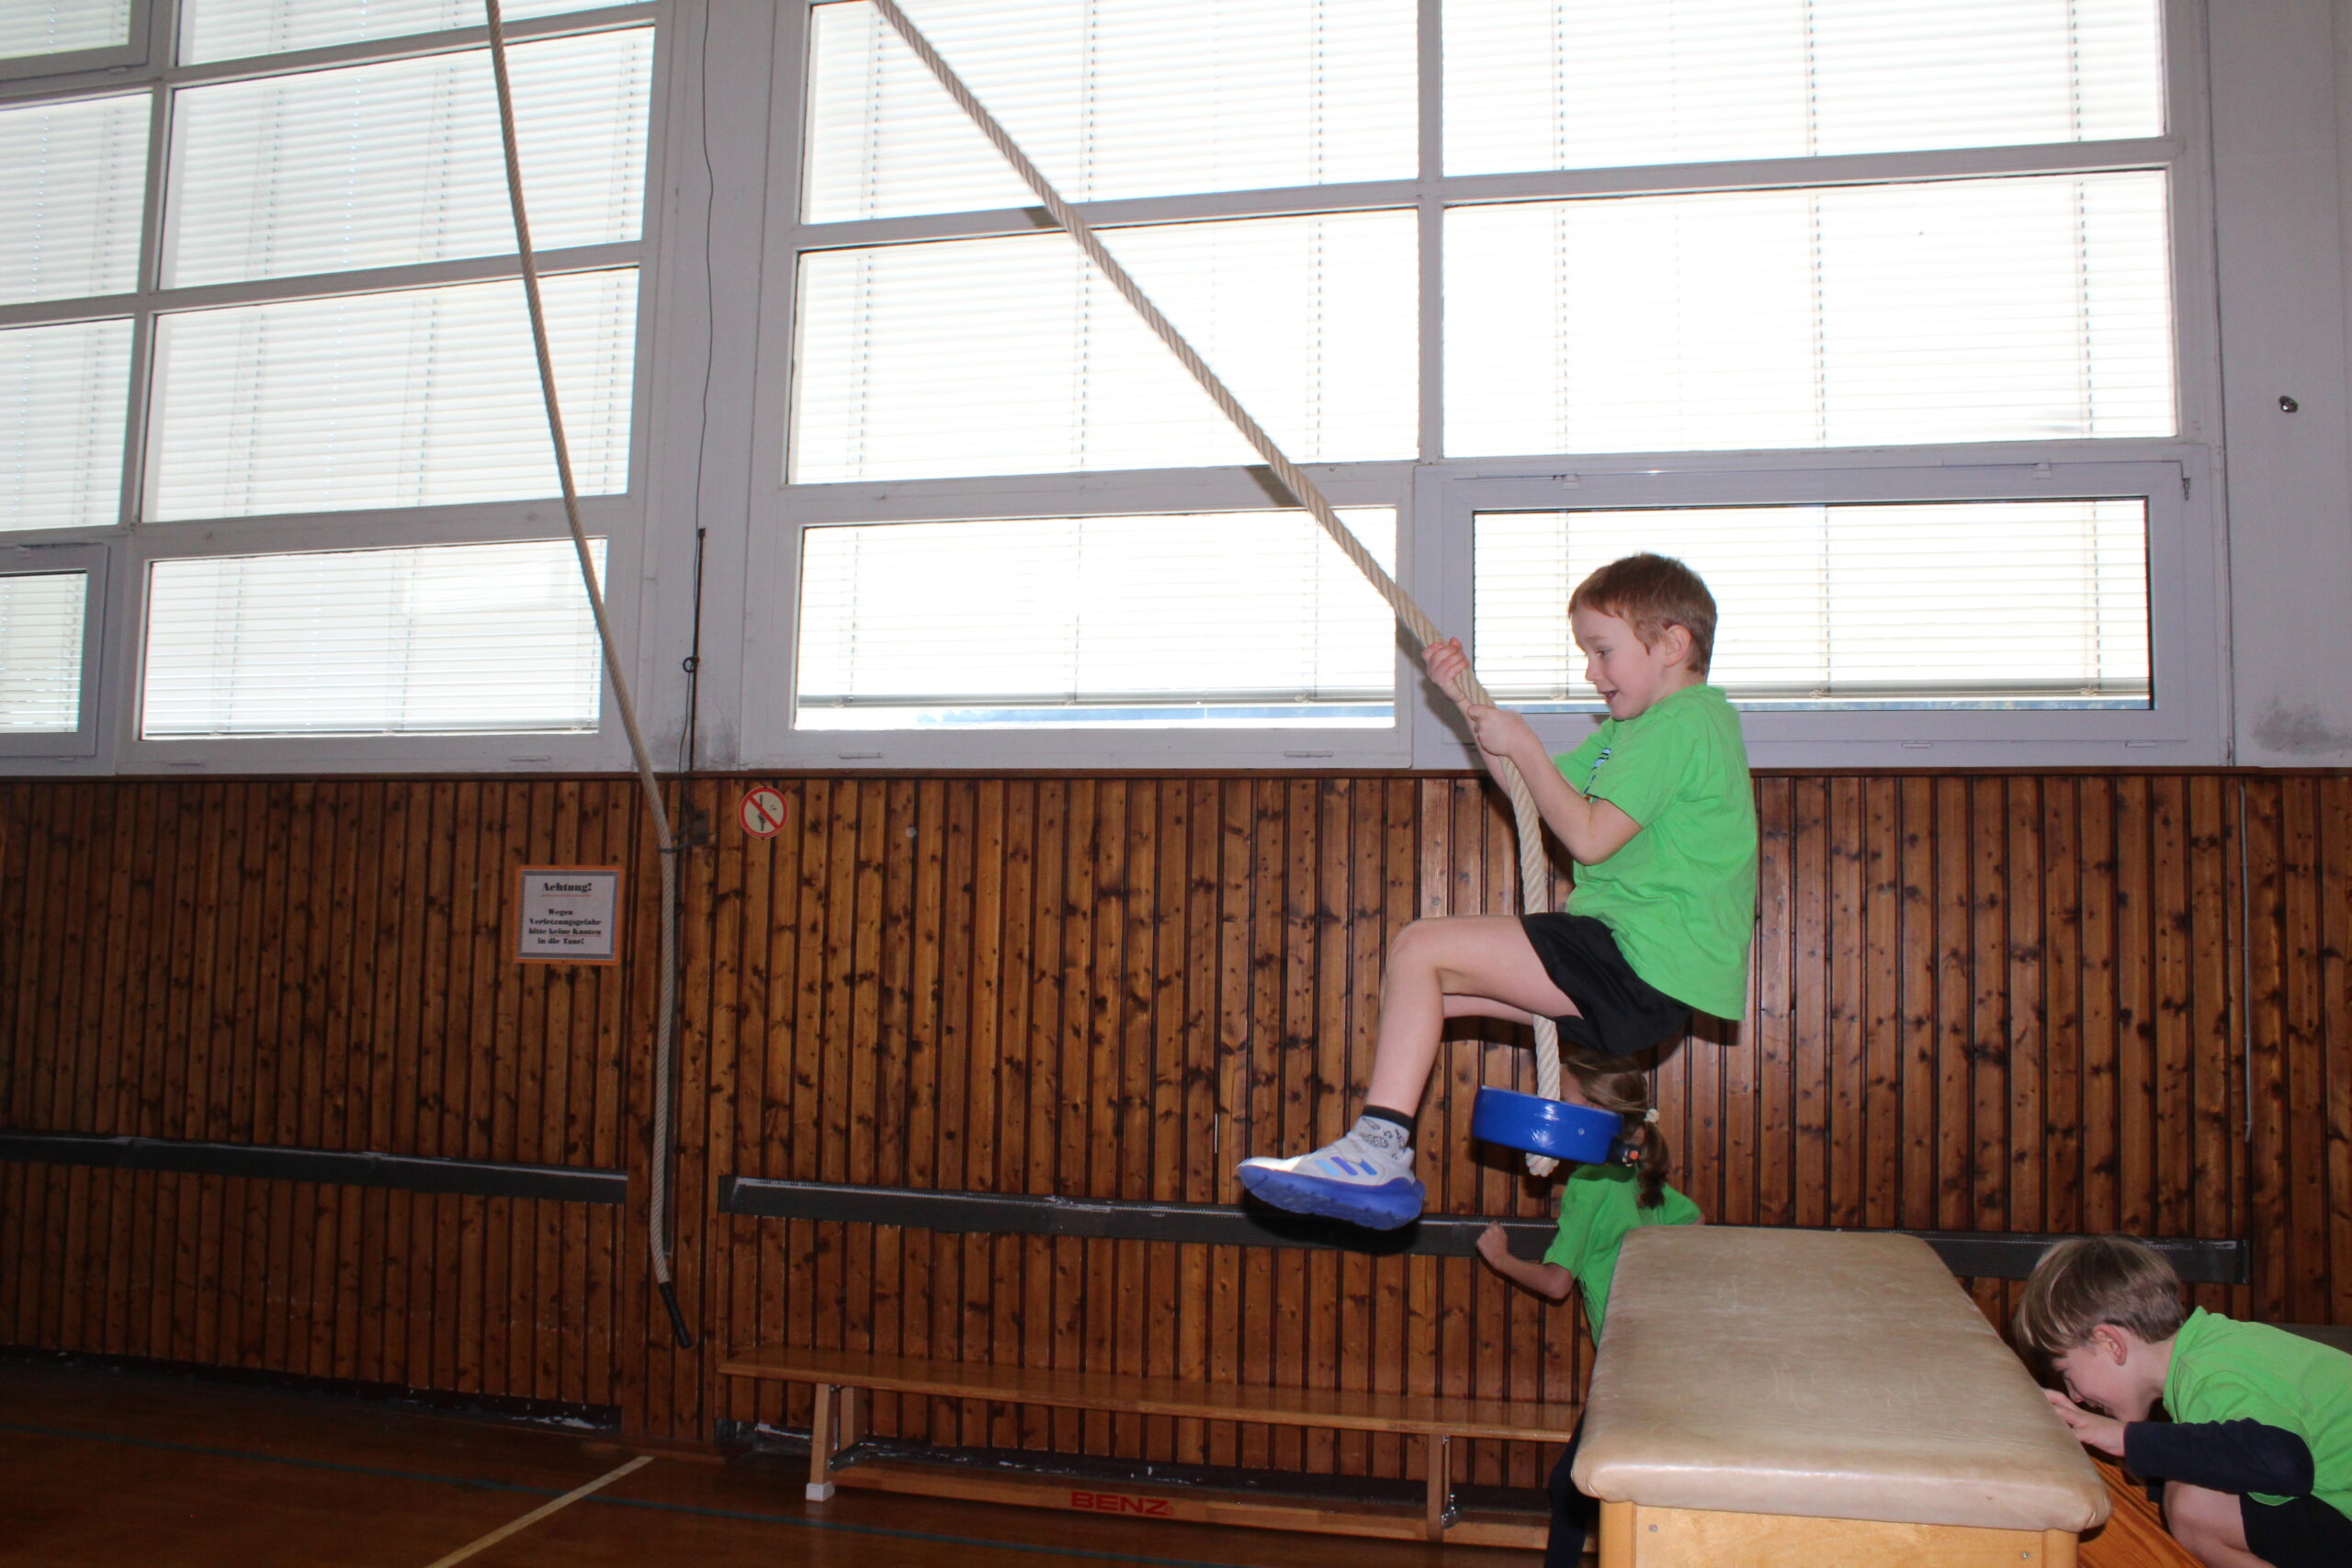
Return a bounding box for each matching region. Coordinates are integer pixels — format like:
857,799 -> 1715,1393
1572,1227 -> 2111,1532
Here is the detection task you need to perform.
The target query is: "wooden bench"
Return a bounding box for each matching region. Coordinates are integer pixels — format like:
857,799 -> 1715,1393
720,1343 -> 1577,1547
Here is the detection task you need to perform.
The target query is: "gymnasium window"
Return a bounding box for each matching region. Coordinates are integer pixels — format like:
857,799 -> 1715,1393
766,0 -> 2208,768
0,0 -> 653,765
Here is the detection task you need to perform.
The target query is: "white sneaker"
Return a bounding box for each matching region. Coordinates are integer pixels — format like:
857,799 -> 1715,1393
1236,1125 -> 1424,1230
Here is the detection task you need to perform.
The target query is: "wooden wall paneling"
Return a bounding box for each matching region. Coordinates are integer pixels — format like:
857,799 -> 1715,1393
2150,779 -> 2194,1246
1304,781 -> 1344,1479
1173,780 -> 1218,1467
2318,780 -> 2352,1326
1215,778 -> 1263,1471
2188,777 -> 2241,1320
728,782 -> 777,1432
1019,779 -> 1060,1455
447,780 -> 495,1398
1968,780 -> 2009,1263
695,777 -> 741,1434
777,779 -> 825,1437
1894,777 -> 1934,1232
2005,778 -> 2046,1244
1751,775 -> 1792,1229
2280,779 -> 2330,1324
149,788 -> 196,1360
1140,782 -> 1187,1463
2114,779 -> 2155,1238
318,784 -> 362,1382
1930,776 -> 1971,1236
910,778 -> 955,1445
2077,780 -> 2120,1235
1860,778 -> 1900,1229
191,784 -> 235,1369
978,779 -> 1026,1451
223,782 -> 269,1368
1792,778 -> 1831,1229
261,782 -> 311,1374
1091,780 -> 1136,1458
2041,779 -> 2085,1236
2243,778 -> 2288,1323
1372,779 -> 1415,1484
54,784 -> 104,1350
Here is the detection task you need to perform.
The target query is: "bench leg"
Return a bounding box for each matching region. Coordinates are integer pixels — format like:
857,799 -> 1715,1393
1424,1431 -> 1451,1540
807,1383 -> 839,1502
1600,1499 -> 1634,1566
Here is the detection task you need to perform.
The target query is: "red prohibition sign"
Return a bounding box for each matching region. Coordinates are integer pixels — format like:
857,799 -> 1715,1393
739,786 -> 787,839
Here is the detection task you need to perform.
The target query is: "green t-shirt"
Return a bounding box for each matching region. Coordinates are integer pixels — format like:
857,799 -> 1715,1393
1541,1163 -> 1702,1339
2165,1307 -> 2352,1513
1556,683 -> 1758,1019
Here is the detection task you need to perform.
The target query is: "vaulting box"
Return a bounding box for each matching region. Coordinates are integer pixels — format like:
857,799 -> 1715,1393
1576,1227 -> 2110,1567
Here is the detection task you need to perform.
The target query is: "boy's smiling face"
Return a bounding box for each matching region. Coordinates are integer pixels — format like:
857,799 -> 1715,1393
2050,1325 -> 2166,1421
1572,604 -> 1700,721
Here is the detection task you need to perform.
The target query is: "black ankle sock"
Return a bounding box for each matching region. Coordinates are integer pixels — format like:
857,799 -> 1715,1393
1361,1105 -> 1416,1141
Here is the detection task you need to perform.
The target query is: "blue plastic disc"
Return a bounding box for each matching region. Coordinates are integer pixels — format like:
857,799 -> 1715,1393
1471,1086 -> 1622,1163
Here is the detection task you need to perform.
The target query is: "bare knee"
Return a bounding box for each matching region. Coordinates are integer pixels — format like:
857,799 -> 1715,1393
1386,917 -> 1449,971
2164,1481 -> 2252,1566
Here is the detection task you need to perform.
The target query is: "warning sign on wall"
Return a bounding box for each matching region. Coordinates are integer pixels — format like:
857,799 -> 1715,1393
516,866 -> 621,964
739,786 -> 787,839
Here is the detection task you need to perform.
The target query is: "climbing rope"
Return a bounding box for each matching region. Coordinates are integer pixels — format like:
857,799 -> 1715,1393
866,0 -> 1568,1173
483,0 -> 693,1343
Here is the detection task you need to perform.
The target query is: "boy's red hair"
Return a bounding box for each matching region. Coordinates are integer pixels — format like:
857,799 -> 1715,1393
1569,553 -> 1717,677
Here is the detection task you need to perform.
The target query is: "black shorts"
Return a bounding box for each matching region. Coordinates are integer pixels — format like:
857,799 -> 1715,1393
1518,913 -> 1692,1060
2243,1491 -> 2352,1568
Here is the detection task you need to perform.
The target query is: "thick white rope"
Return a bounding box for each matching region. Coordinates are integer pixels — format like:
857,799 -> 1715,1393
483,2 -> 692,1309
867,0 -> 1565,1172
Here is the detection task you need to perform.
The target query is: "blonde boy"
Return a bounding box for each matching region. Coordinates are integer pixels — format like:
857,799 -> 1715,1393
2017,1236 -> 2352,1568
1237,554 -> 1758,1229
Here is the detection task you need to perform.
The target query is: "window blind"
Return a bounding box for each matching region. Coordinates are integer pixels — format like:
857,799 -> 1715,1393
1,319 -> 131,533
1444,0 -> 2162,176
791,210 -> 1415,483
0,94 -> 147,305
803,0 -> 1414,223
142,538 -> 606,737
181,0 -> 614,65
166,29 -> 651,287
796,508 -> 1397,727
0,0 -> 129,60
151,268 -> 638,522
1473,502 -> 2150,707
1446,172 -> 2173,457
0,572 -> 86,732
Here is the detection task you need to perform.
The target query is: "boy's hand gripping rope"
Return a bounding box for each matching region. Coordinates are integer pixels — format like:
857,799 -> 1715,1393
865,0 -> 1567,1174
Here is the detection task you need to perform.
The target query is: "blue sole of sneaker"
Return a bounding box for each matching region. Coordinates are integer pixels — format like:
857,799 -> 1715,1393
1238,1167 -> 1424,1231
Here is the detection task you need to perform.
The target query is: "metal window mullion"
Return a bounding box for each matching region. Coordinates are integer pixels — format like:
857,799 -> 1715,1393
120,73 -> 173,531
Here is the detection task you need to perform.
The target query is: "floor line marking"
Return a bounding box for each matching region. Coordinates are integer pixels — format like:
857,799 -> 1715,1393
0,1418 -> 1283,1568
419,1453 -> 654,1568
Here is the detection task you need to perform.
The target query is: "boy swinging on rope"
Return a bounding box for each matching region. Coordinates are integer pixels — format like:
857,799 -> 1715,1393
1238,554 -> 1758,1230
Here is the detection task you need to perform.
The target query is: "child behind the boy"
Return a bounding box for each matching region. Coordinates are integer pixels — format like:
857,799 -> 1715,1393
1475,1058 -> 1702,1568
2016,1235 -> 2352,1568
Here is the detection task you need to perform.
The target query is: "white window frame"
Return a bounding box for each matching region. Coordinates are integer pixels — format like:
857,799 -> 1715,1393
0,0 -> 153,85
730,0 -> 2227,773
1414,454 -> 2224,771
0,540 -> 108,761
0,1 -> 673,777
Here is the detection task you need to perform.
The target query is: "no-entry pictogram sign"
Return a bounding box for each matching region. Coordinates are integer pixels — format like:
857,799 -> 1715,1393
739,786 -> 787,839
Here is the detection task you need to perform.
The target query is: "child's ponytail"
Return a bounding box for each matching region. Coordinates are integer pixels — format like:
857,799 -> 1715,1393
1566,1056 -> 1673,1209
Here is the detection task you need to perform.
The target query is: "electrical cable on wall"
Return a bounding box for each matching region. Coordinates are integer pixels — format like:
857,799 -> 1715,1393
865,0 -> 1574,1170
483,0 -> 693,1347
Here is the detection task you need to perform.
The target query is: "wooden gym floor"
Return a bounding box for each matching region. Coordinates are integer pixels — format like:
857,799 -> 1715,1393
1,1359 -> 2194,1567
0,1360 -> 1540,1568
